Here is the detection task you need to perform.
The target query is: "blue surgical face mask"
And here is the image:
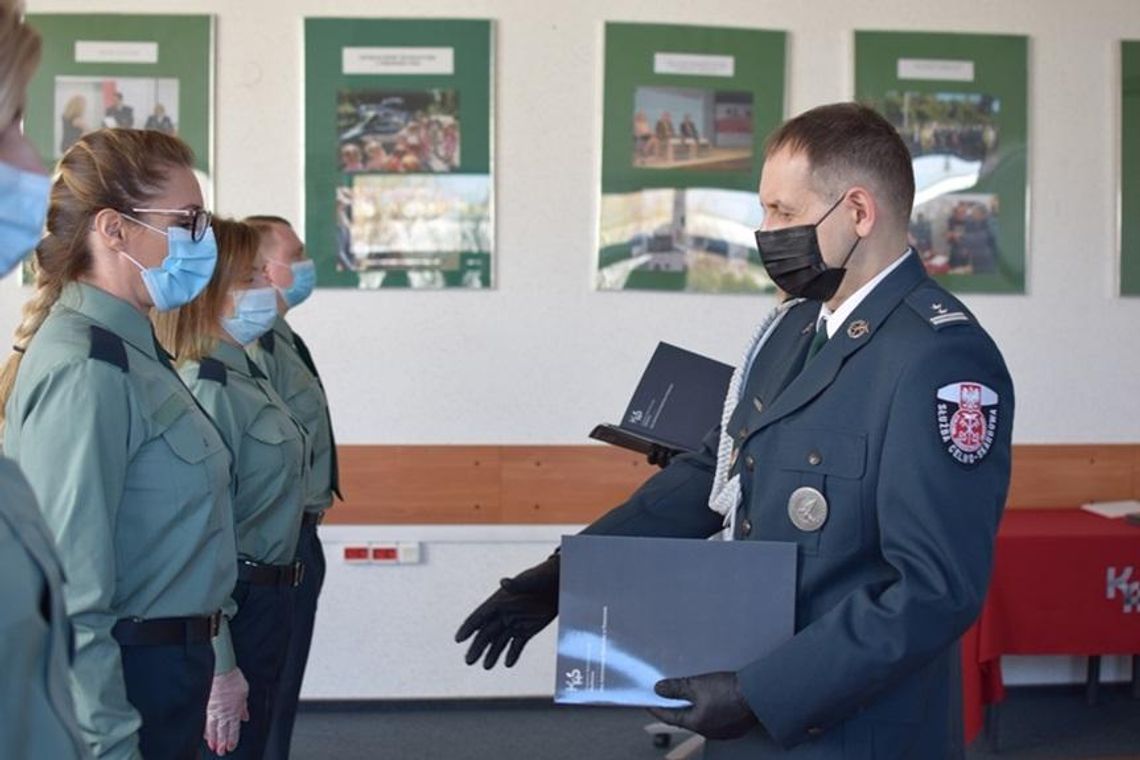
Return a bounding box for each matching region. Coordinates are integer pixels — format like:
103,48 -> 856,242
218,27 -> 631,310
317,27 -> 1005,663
119,218 -> 218,311
275,259 -> 316,308
221,286 -> 278,345
0,160 -> 51,277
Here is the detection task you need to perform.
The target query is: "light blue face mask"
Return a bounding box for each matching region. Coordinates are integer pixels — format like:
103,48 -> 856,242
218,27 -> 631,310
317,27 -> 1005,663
279,259 -> 316,308
221,286 -> 278,345
119,218 -> 218,312
0,160 -> 51,277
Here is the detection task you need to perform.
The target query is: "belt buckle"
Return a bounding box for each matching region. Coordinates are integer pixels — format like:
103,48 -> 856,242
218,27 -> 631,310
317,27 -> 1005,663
292,561 -> 305,587
208,611 -> 221,638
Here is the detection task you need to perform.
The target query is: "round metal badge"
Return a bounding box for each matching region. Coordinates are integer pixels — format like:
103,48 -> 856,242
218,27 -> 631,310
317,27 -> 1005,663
787,486 -> 829,532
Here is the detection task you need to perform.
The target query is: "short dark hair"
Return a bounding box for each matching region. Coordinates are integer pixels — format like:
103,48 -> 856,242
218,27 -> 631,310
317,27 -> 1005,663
765,102 -> 914,227
244,214 -> 293,227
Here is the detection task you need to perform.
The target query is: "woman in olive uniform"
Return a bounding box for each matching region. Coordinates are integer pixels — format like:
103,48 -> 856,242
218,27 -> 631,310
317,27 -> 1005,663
154,218 -> 309,759
0,128 -> 236,760
0,4 -> 89,757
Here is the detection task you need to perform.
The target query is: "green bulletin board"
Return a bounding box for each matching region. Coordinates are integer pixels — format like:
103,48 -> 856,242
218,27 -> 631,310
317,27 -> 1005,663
596,22 -> 785,294
24,14 -> 214,176
1122,41 -> 1140,295
305,18 -> 493,290
856,31 -> 1028,294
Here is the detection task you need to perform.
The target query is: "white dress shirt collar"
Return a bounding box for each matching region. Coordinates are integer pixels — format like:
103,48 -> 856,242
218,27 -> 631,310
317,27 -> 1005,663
816,249 -> 913,337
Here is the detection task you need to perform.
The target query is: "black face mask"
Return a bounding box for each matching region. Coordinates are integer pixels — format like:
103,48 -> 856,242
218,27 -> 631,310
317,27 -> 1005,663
754,194 -> 861,301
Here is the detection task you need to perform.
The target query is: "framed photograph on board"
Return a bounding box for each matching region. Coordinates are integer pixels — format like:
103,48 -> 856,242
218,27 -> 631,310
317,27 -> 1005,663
305,18 -> 494,290
20,13 -> 215,283
1121,41 -> 1140,295
595,22 -> 785,294
855,31 -> 1028,294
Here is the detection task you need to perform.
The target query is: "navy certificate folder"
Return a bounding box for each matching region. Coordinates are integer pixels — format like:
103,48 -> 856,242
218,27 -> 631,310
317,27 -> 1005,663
589,342 -> 733,457
554,535 -> 796,708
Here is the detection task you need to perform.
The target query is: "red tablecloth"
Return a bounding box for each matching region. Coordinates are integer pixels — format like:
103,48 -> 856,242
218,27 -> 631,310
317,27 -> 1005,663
961,509 -> 1140,743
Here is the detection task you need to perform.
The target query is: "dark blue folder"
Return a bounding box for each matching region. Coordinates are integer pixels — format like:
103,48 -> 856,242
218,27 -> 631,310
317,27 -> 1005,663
589,342 -> 733,456
554,535 -> 796,707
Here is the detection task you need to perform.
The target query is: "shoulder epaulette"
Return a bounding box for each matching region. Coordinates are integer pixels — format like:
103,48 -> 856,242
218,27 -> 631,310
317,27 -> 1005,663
89,325 -> 128,372
257,331 -> 275,353
905,287 -> 974,331
197,357 -> 228,385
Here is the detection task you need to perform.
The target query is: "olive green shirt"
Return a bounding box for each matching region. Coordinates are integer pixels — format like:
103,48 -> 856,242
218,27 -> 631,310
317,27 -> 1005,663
248,316 -> 335,513
180,341 -> 310,673
0,459 -> 90,759
4,282 -> 237,760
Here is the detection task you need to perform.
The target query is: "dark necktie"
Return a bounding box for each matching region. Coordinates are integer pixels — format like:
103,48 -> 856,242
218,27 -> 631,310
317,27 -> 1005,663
292,331 -> 342,500
806,320 -> 829,361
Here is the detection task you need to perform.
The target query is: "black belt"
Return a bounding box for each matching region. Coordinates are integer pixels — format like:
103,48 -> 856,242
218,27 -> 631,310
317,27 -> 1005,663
301,512 -> 324,528
111,612 -> 221,646
238,559 -> 305,587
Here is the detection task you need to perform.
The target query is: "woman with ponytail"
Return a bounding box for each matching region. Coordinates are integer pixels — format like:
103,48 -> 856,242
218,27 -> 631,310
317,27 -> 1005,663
0,125 -> 238,759
0,2 -> 89,758
154,218 -> 309,759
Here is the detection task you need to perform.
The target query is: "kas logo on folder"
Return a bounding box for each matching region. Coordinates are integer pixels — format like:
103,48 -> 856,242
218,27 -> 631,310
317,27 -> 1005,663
554,535 -> 796,708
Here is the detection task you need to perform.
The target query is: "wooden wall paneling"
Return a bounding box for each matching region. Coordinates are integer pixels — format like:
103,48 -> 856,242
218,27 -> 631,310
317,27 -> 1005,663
1005,444 -> 1137,509
328,445 -> 503,524
327,443 -> 1140,524
500,446 -> 654,524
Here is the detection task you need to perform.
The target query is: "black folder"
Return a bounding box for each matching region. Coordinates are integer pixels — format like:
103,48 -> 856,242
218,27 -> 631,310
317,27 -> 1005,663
589,342 -> 733,457
554,535 -> 796,708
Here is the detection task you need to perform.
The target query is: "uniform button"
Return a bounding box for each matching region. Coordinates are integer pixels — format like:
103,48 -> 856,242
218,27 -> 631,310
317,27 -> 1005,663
739,519 -> 753,537
745,455 -> 755,471
807,727 -> 823,737
807,451 -> 822,466
737,427 -> 747,441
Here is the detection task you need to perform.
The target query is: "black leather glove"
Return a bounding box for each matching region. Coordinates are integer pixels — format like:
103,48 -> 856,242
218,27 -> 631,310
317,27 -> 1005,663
646,444 -> 676,469
648,671 -> 760,741
455,553 -> 559,669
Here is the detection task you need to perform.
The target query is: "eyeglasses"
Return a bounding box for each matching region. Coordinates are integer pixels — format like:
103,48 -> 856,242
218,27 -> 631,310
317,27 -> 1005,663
129,207 -> 213,243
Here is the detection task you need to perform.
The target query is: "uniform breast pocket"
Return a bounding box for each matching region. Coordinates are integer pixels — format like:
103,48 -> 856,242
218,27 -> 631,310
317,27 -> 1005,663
767,427 -> 867,557
286,381 -> 324,432
246,411 -> 304,478
158,406 -> 229,502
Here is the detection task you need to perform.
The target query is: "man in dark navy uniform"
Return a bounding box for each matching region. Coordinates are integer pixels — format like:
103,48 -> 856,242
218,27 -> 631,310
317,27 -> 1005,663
457,102 -> 1014,759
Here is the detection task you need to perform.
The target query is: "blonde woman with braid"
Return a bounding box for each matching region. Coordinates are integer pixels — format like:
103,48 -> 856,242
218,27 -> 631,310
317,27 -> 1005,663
0,2 -> 88,757
0,128 -> 237,760
154,218 -> 309,759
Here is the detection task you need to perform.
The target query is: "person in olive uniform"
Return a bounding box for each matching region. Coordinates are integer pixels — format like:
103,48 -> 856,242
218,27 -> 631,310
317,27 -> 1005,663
0,128 -> 236,760
457,103 -> 1014,759
154,218 -> 310,759
0,5 -> 89,756
245,215 -> 340,760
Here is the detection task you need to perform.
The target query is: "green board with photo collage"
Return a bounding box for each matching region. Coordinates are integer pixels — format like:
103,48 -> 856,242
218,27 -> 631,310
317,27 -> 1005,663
304,18 -> 493,290
856,31 -> 1028,294
1121,41 -> 1140,295
20,14 -> 214,283
595,22 -> 785,294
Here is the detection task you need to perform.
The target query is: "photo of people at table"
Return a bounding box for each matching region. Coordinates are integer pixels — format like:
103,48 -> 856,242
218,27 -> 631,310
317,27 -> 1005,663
909,193 -> 1000,276
53,75 -> 179,156
632,87 -> 753,172
336,88 -> 460,174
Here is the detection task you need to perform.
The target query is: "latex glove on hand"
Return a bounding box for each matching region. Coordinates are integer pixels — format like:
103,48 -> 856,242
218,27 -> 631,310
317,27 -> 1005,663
648,671 -> 760,741
455,553 -> 559,669
204,667 -> 250,755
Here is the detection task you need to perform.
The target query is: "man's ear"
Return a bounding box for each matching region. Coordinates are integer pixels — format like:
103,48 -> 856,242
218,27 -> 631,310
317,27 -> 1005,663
845,186 -> 877,238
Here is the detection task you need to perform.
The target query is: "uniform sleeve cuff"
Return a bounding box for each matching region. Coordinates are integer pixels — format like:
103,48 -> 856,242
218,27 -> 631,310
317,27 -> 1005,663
213,617 -> 236,674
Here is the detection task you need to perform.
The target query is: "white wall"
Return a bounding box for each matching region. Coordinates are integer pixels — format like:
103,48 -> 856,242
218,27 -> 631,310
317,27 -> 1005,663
7,0 -> 1140,699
